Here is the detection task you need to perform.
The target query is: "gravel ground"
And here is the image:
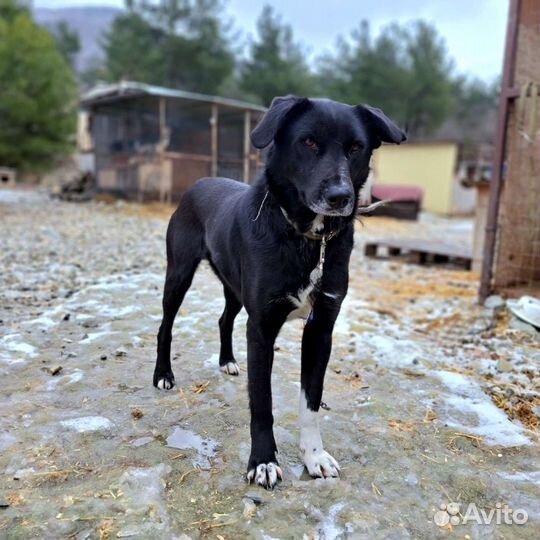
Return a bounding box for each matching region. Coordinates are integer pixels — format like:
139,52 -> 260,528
0,189 -> 539,539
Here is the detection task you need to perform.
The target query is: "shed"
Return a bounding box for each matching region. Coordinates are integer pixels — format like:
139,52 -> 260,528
372,141 -> 479,216
80,82 -> 266,202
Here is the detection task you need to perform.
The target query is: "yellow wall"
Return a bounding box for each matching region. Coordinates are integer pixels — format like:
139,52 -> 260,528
373,142 -> 458,214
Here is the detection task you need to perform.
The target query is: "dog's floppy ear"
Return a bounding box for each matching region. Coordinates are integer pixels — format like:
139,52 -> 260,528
251,95 -> 310,149
355,104 -> 407,148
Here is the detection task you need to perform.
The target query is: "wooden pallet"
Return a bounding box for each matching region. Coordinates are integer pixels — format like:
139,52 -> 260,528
364,238 -> 473,270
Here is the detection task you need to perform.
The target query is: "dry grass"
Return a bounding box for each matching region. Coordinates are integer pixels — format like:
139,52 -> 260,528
94,193 -> 175,221
489,391 -> 540,432
388,419 -> 416,432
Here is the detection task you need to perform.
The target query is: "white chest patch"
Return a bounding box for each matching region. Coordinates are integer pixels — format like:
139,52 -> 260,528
311,214 -> 324,233
285,214 -> 326,321
286,264 -> 323,320
287,283 -> 315,320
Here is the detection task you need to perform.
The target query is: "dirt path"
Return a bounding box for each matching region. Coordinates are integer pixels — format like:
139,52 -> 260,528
1,190 -> 539,539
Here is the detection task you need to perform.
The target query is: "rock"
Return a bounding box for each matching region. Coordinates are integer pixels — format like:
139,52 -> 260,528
115,348 -> 128,357
75,529 -> 92,540
469,318 -> 493,334
0,499 -> 9,508
510,318 -> 540,341
100,354 -> 107,361
131,436 -> 154,448
81,319 -> 99,329
245,492 -> 263,505
497,358 -> 513,373
405,472 -> 418,486
484,295 -> 505,310
13,467 -> 35,480
116,529 -> 139,538
242,498 -> 257,518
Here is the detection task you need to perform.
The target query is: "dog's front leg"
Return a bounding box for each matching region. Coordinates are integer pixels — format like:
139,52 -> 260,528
245,315 -> 285,489
299,298 -> 343,478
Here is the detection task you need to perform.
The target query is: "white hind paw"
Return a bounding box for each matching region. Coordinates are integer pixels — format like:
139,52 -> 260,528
220,361 -> 239,376
155,376 -> 175,390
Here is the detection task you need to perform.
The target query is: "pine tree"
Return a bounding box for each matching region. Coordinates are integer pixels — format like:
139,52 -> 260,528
0,1 -> 77,173
240,5 -> 313,106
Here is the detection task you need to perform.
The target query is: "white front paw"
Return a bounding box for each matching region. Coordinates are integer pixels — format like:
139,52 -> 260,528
303,449 -> 340,478
247,462 -> 283,489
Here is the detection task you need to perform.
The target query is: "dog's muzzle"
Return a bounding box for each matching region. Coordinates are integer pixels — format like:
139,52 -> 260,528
308,184 -> 355,217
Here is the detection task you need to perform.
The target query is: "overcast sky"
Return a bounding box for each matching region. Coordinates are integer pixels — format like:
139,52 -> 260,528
34,0 -> 508,81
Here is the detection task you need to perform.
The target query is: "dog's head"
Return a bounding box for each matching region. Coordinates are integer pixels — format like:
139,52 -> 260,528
251,96 -> 406,217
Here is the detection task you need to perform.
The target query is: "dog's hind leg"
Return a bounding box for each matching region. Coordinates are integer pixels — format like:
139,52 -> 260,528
218,286 -> 242,375
154,205 -> 204,390
153,260 -> 200,389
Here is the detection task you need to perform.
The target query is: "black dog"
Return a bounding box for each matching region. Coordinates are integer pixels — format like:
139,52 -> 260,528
153,96 -> 405,488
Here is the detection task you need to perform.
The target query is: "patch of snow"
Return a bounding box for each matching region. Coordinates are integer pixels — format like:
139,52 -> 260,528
0,334 -> 38,363
435,371 -> 532,447
365,333 -> 423,367
119,463 -> 171,530
0,190 -> 44,204
0,432 -> 17,452
44,370 -> 84,391
333,311 -> 350,335
60,416 -> 114,433
497,471 -> 540,484
100,305 -> 141,318
24,316 -> 57,328
203,353 -> 219,369
86,281 -> 139,292
74,313 -> 95,321
13,467 -> 35,479
320,502 -> 346,540
8,342 -> 37,356
167,427 -> 217,468
79,329 -> 117,343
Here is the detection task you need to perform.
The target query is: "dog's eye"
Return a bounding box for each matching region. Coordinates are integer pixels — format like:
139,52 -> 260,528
303,137 -> 318,151
349,141 -> 363,155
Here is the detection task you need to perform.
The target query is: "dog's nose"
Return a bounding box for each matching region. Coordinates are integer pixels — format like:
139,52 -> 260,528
325,185 -> 352,210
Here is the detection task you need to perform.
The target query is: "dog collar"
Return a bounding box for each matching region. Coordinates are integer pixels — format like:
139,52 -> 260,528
279,207 -> 337,242
253,190 -> 337,242
279,205 -> 335,285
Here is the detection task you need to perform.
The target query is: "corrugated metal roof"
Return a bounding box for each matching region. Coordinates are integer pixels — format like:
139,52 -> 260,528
80,81 -> 267,112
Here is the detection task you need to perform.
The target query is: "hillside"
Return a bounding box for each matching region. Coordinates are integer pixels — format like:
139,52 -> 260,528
34,6 -> 120,73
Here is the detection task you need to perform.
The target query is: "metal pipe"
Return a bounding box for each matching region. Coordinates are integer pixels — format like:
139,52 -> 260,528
210,104 -> 219,177
243,110 -> 251,183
